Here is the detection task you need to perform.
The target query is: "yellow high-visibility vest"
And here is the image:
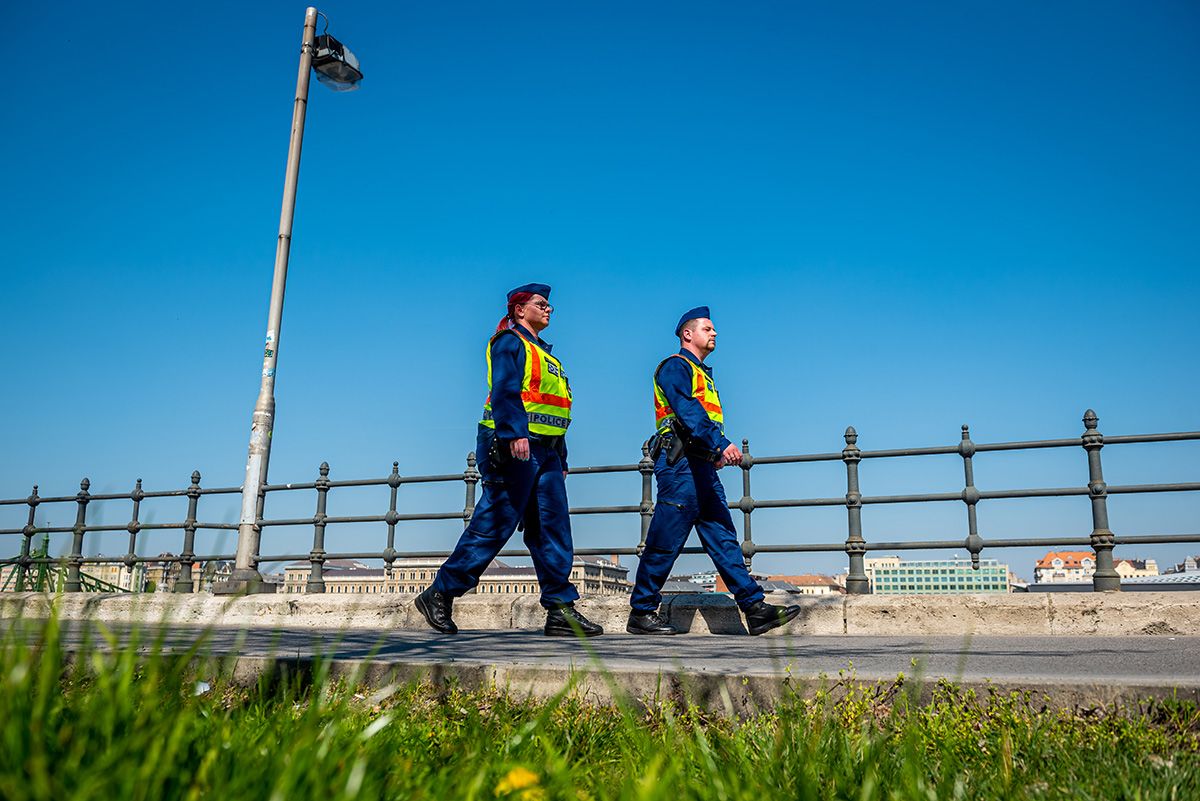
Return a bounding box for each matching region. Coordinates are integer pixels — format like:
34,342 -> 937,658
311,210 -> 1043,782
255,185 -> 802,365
481,329 -> 572,437
653,354 -> 723,434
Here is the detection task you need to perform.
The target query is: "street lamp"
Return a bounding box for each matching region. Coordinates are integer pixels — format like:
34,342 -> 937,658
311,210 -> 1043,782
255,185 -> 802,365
221,7 -> 362,594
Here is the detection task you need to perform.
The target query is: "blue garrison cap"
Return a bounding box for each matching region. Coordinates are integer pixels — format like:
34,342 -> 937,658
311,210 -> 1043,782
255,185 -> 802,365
507,283 -> 551,301
674,305 -> 711,336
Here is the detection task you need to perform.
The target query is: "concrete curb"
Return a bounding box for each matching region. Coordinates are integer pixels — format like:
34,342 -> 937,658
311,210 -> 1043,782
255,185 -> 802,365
4,591 -> 1200,636
215,655 -> 1200,713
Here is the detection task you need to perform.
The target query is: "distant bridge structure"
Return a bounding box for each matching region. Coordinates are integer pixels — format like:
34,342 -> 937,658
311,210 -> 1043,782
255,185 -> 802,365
1,409 -> 1197,595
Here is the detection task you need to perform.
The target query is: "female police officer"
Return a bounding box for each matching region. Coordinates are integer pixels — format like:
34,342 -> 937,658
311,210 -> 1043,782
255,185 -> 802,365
415,283 -> 603,637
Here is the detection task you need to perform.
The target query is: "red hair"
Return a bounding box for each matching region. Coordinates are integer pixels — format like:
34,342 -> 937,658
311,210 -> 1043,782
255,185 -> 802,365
495,291 -> 535,334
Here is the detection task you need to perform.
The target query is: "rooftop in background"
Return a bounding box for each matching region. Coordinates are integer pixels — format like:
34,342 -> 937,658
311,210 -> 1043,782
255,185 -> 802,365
1027,574 -> 1200,592
1035,552 -> 1094,569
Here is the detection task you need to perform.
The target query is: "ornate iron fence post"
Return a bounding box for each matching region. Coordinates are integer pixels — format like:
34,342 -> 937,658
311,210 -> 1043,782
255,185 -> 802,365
638,443 -> 654,556
738,438 -> 756,568
64,478 -> 90,593
463,452 -> 479,525
124,479 -> 144,591
16,485 -> 39,590
175,472 -> 201,593
1083,409 -> 1120,591
383,462 -> 401,573
843,428 -> 869,594
306,462 -> 330,594
959,425 -> 983,569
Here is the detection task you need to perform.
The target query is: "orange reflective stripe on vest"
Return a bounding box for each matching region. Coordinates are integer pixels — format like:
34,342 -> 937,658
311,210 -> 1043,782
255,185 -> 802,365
653,353 -> 723,434
481,329 -> 572,436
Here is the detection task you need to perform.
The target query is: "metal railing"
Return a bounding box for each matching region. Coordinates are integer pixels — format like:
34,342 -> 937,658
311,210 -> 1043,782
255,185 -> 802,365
2,409 -> 1197,594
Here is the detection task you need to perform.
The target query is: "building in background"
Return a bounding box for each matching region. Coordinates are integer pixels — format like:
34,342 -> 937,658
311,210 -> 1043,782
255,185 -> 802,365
662,579 -> 708,594
679,570 -> 718,592
86,562 -> 146,591
764,574 -> 844,596
1033,551 -> 1095,584
1114,559 -> 1159,579
284,559 -> 370,593
280,555 -> 631,596
144,553 -> 182,592
1164,556 -> 1199,575
1032,553 -> 1157,584
864,556 -> 1011,594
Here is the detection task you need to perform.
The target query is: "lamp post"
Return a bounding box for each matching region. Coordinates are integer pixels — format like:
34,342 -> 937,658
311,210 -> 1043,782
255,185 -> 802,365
222,7 -> 362,594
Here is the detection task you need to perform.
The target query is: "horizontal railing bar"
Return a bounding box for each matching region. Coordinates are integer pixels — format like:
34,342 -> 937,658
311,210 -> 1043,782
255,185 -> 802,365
978,487 -> 1089,499
749,453 -> 844,465
1115,533 -> 1200,544
1108,482 -> 1200,494
974,538 -> 1091,548
567,464 -> 640,474
258,518 -> 325,527
861,492 -> 962,504
860,445 -> 960,458
147,487 -> 242,497
974,438 -> 1079,452
748,498 -> 846,508
568,506 -> 641,515
397,474 -> 471,484
1105,432 -> 1200,444
18,495 -> 85,504
865,540 -> 968,550
323,478 -> 390,488
1,553 -> 239,565
391,513 -> 464,522
751,543 -> 852,552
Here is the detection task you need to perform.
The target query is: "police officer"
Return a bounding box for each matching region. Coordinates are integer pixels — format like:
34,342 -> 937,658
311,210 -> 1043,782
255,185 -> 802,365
627,306 -> 801,636
416,283 -> 603,637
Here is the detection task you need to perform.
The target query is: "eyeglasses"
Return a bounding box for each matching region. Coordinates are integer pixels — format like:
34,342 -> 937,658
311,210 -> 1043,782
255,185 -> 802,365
522,301 -> 553,312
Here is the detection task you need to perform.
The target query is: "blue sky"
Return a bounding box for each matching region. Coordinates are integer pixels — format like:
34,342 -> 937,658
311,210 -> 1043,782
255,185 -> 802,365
1,1 -> 1197,582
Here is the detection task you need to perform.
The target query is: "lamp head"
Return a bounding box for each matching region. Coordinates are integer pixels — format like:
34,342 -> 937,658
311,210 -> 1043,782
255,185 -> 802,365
312,34 -> 363,91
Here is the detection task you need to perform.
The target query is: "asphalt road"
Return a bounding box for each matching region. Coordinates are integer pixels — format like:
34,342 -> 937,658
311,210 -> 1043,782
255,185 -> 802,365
8,620 -> 1199,688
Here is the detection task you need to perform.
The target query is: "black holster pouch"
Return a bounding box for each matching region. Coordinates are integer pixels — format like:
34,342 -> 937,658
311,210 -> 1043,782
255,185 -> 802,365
665,430 -> 687,466
646,433 -> 664,461
488,432 -> 512,467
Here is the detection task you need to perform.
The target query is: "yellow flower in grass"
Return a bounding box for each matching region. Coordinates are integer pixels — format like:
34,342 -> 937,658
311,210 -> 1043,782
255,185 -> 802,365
495,766 -> 545,800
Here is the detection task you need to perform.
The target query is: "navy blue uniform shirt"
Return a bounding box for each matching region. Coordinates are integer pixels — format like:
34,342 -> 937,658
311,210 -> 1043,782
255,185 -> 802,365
654,349 -> 732,454
486,323 -> 569,469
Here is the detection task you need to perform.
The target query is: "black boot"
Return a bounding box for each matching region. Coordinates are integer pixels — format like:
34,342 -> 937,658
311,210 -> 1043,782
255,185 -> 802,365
626,609 -> 678,635
414,588 -> 458,634
545,604 -> 604,637
743,600 -> 801,636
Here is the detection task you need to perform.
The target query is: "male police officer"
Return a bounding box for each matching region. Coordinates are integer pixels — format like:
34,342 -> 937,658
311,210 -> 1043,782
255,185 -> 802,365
627,306 -> 801,636
416,283 -> 603,637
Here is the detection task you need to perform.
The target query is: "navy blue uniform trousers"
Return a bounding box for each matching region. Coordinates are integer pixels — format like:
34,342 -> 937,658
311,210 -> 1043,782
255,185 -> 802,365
431,428 -> 580,609
631,451 -> 765,612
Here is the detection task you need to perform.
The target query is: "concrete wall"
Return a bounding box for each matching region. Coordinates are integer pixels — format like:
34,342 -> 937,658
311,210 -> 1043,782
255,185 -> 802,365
4,590 -> 1199,636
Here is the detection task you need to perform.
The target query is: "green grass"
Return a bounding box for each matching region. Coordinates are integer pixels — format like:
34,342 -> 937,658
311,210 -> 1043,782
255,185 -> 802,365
1,616 -> 1197,801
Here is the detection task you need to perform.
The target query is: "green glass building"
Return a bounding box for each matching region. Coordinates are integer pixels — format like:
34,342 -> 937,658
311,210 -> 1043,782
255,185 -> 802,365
865,556 -> 1010,594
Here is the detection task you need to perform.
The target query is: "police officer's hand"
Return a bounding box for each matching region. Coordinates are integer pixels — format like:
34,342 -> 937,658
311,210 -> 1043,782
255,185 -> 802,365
718,443 -> 743,468
510,438 -> 531,461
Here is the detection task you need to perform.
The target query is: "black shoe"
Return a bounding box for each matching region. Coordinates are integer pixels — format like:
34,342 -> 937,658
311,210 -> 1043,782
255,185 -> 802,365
626,609 -> 678,635
545,604 -> 604,637
743,601 -> 801,636
415,588 -> 458,634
